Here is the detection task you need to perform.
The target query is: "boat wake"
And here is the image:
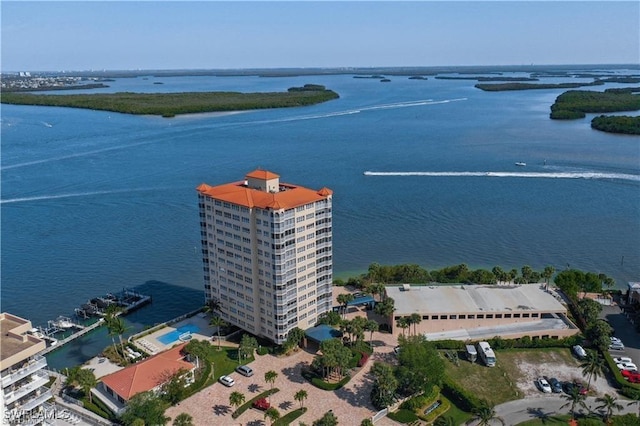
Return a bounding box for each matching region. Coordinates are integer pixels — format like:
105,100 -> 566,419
363,171 -> 640,182
0,186 -> 175,205
242,98 -> 467,125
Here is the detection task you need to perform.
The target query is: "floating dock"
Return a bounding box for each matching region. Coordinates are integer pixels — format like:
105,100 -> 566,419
38,288 -> 152,355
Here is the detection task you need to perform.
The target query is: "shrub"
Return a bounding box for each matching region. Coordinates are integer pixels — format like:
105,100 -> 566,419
231,388 -> 279,419
273,407 -> 307,426
441,377 -> 486,412
257,346 -> 269,356
358,352 -> 370,367
387,409 -> 419,423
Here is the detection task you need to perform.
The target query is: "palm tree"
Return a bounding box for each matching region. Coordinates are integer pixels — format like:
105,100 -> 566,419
595,394 -> 623,424
472,404 -> 505,426
336,293 -> 355,318
75,368 -> 97,403
396,316 -> 409,337
580,351 -> 605,390
105,313 -> 128,357
206,297 -> 222,315
172,413 -> 194,426
364,319 -> 379,344
294,389 -> 308,409
543,265 -> 555,289
264,407 -> 280,426
409,313 -> 421,336
560,387 -> 587,420
229,391 -> 245,412
264,370 -> 278,402
209,316 -> 226,350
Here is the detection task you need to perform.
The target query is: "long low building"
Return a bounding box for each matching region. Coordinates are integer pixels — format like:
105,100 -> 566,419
386,284 -> 579,341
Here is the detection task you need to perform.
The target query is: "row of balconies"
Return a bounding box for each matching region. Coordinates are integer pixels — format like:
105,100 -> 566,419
1,356 -> 47,388
4,370 -> 49,405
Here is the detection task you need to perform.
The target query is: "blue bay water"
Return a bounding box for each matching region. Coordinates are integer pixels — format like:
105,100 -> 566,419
1,72 -> 639,369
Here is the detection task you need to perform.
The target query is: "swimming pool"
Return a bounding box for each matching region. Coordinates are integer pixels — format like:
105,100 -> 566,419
157,323 -> 201,345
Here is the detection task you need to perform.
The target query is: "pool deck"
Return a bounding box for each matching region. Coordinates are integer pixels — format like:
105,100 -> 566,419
133,313 -> 222,354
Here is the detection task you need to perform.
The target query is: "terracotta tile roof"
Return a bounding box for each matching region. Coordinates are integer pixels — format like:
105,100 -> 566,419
100,344 -> 193,401
246,169 -> 280,180
197,180 -> 332,210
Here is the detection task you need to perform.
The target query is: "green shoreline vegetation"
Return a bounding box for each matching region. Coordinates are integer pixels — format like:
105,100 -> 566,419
549,89 -> 640,120
475,80 -> 604,91
591,115 -> 640,135
0,84 -> 339,118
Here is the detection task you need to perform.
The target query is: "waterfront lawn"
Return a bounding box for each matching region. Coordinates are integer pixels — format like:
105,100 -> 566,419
443,348 -> 575,406
210,347 -> 254,381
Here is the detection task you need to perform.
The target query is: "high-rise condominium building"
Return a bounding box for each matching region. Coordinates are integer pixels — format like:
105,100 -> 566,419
1,313 -> 52,425
197,170 -> 333,344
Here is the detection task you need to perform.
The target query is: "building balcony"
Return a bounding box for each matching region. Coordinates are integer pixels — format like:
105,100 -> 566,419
21,388 -> 53,411
1,356 -> 47,388
4,370 -> 49,405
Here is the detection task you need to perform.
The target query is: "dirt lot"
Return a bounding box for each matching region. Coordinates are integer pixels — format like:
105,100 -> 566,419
444,348 -> 620,405
511,348 -> 619,397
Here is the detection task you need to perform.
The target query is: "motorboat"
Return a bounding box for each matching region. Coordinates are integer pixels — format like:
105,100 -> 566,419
53,316 -> 75,329
515,162 -> 526,166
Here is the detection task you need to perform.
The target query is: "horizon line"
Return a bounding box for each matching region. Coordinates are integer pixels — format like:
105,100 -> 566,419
2,63 -> 639,74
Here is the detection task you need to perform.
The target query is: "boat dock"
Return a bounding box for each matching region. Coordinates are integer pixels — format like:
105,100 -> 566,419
38,288 -> 152,355
40,319 -> 105,356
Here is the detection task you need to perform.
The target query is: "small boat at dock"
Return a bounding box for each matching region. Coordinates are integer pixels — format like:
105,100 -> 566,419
515,162 -> 526,167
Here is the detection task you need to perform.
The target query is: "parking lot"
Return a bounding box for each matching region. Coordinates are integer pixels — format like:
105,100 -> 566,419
602,304 -> 640,377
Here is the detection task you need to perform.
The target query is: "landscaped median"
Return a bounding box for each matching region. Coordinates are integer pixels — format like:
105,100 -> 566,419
231,388 -> 279,419
273,407 -> 307,426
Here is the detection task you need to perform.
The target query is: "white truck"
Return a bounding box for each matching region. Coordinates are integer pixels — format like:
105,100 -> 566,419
477,341 -> 496,367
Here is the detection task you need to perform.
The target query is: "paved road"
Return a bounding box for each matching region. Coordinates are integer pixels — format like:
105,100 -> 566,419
487,395 -> 639,425
600,304 -> 640,367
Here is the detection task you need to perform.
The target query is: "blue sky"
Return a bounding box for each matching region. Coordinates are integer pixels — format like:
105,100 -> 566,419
2,1 -> 638,71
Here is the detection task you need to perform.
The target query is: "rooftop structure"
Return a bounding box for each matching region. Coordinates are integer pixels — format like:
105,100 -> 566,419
1,313 -> 52,424
97,343 -> 194,414
197,170 -> 333,344
386,284 -> 579,340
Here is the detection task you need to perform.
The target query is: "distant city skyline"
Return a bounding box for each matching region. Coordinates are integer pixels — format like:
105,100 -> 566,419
2,1 -> 638,72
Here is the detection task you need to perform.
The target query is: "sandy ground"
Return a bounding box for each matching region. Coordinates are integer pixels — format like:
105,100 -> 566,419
514,353 -> 619,397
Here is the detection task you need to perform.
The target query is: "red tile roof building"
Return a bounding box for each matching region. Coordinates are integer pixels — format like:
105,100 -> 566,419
197,170 -> 333,344
100,344 -> 194,404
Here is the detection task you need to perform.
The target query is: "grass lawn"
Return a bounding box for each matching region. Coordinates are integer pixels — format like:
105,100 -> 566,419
209,347 -> 254,381
443,348 -> 576,406
435,395 -> 472,425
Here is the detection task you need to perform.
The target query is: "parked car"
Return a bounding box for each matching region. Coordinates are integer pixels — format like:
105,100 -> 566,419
393,346 -> 401,355
547,377 -> 563,393
535,377 -> 552,393
609,342 -> 625,351
219,375 -> 235,387
627,373 -> 640,384
613,356 -> 633,364
572,345 -> 587,359
563,381 -> 587,396
617,362 -> 638,372
621,369 -> 640,381
235,365 -> 254,377
610,336 -> 623,344
252,398 -> 270,411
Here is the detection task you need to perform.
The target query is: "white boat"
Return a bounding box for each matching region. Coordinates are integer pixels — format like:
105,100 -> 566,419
515,162 -> 526,167
53,316 -> 75,329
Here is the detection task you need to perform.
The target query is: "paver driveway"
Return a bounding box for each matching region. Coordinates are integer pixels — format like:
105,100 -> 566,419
165,337 -> 401,425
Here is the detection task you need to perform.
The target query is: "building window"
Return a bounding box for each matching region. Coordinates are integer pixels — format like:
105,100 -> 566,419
495,314 -> 502,319
439,315 -> 447,320
523,313 -> 530,318
514,313 -> 521,318
477,314 -> 484,319
468,314 -> 475,319
459,315 -> 466,319
431,315 -> 438,320
422,315 -> 429,320
486,314 -> 493,319
504,313 -> 511,318
449,315 -> 457,320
